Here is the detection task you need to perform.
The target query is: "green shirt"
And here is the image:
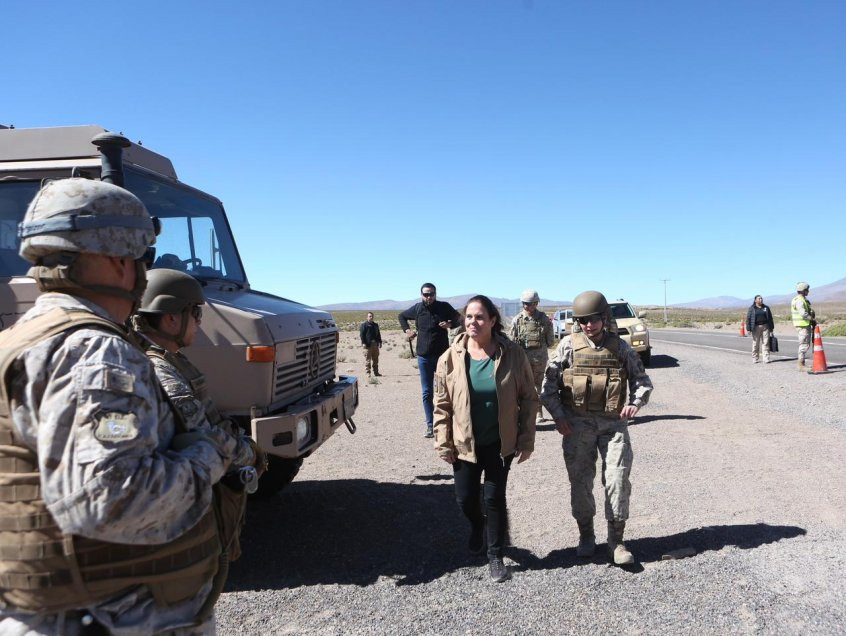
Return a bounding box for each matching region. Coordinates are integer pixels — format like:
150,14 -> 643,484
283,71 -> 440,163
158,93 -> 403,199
466,354 -> 500,447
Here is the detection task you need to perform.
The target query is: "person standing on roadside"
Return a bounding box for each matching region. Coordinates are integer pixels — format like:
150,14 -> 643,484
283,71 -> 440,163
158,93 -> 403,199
745,295 -> 775,364
434,295 -> 537,582
541,290 -> 653,566
399,283 -> 459,437
791,282 -> 815,371
360,311 -> 383,376
509,288 -> 554,422
0,179 -> 241,634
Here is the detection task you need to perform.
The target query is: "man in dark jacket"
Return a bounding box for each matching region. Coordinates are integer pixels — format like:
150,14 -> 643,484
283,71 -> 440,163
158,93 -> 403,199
399,283 -> 459,437
745,295 -> 775,363
360,312 -> 383,376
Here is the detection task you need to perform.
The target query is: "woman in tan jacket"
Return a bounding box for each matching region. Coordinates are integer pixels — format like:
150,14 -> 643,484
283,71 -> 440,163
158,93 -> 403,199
433,294 -> 537,582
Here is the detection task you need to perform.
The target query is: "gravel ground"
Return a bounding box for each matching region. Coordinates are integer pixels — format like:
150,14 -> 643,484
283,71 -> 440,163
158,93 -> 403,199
215,330 -> 846,635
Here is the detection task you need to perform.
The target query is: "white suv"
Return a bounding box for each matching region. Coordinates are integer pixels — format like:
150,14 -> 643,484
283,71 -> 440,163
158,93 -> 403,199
608,300 -> 651,366
552,309 -> 573,339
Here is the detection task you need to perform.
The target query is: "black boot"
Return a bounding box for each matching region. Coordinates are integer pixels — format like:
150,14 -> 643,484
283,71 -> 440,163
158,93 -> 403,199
488,557 -> 510,582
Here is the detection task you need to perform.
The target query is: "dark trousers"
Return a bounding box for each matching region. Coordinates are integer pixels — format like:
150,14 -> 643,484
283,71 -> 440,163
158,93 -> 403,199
417,354 -> 438,429
452,442 -> 514,558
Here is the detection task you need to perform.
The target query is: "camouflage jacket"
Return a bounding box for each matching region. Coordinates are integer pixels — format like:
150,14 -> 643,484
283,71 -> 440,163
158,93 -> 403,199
0,292 -> 238,635
540,331 -> 653,421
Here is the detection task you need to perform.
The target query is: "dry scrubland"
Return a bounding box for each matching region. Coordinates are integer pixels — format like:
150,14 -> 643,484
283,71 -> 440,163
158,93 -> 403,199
333,303 -> 846,336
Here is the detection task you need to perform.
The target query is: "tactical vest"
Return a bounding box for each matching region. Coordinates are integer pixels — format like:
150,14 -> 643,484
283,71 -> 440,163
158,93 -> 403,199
0,307 -> 220,615
791,295 -> 811,327
560,332 -> 628,415
516,314 -> 544,349
140,341 -> 247,563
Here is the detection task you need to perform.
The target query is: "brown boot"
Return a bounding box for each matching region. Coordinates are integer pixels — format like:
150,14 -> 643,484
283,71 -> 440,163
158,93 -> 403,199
607,521 -> 634,565
798,359 -> 806,371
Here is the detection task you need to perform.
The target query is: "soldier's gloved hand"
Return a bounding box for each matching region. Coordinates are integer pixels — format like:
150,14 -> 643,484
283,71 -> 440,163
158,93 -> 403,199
247,438 -> 269,478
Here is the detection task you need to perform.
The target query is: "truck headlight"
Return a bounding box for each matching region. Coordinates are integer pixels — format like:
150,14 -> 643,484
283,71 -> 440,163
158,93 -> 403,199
296,416 -> 311,446
634,324 -> 646,332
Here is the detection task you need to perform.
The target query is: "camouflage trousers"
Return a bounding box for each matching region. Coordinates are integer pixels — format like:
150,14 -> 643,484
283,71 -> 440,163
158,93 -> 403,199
796,326 -> 812,362
525,349 -> 548,419
562,413 -> 632,523
363,343 -> 380,374
751,325 -> 771,361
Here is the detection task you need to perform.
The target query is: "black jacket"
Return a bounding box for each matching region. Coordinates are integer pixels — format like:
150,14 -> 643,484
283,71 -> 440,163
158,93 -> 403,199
746,304 -> 774,332
398,300 -> 458,358
360,320 -> 382,346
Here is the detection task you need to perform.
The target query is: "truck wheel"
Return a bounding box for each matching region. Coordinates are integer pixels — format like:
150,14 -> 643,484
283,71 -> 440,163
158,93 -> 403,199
251,457 -> 304,499
640,350 -> 651,367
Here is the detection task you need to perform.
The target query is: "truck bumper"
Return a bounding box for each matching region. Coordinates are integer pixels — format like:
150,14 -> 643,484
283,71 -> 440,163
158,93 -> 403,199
252,375 -> 359,458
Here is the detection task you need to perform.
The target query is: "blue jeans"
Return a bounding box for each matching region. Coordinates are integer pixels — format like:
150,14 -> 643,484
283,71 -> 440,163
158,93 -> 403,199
417,354 -> 437,429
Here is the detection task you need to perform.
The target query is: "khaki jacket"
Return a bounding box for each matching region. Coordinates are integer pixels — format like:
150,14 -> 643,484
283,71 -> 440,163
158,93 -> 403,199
433,332 -> 537,462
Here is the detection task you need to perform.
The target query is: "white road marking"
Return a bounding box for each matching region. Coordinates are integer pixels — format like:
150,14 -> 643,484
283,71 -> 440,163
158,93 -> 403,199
650,338 -> 794,359
654,330 -> 846,347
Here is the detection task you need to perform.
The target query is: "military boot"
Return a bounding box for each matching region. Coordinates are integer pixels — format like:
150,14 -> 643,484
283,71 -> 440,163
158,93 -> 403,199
373,364 -> 381,377
576,519 -> 595,557
798,359 -> 806,371
607,521 -> 634,565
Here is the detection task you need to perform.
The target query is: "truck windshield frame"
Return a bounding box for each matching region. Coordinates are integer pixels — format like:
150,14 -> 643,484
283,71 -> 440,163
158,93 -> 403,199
0,173 -> 248,284
125,170 -> 247,284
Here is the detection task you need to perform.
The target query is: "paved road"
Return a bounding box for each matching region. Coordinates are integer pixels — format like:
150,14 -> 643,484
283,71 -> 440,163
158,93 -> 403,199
651,328 -> 846,368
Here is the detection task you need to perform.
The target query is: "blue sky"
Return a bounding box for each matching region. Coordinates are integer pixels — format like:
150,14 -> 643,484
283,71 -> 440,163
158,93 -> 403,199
4,1 -> 844,306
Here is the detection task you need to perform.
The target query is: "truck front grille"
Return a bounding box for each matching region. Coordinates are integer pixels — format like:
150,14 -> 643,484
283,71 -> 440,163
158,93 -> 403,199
273,333 -> 338,402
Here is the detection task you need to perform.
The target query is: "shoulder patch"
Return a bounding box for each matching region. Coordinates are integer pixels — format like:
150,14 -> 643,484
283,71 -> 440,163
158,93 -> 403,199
94,412 -> 140,442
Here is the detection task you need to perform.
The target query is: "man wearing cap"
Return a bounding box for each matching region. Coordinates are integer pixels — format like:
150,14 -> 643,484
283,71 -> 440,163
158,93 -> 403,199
541,290 -> 653,566
0,179 -> 241,634
509,289 -> 554,422
398,283 -> 459,438
791,282 -> 815,370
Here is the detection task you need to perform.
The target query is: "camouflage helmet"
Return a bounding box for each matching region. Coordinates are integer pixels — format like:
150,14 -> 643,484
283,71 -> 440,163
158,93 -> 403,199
19,178 -> 156,263
138,268 -> 205,315
572,290 -> 609,318
796,281 -> 810,292
520,289 -> 540,304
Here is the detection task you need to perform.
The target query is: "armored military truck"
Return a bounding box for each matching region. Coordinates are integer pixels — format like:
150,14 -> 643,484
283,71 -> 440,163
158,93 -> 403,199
0,124 -> 358,496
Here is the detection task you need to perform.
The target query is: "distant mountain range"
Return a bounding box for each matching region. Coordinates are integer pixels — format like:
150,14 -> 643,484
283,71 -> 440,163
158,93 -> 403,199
318,295 -> 570,311
670,276 -> 846,309
319,276 -> 846,311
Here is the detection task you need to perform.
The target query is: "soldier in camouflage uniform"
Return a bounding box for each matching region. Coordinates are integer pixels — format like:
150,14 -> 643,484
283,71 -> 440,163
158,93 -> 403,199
509,289 -> 554,422
541,290 -> 653,566
0,179 -> 241,635
132,268 -> 264,563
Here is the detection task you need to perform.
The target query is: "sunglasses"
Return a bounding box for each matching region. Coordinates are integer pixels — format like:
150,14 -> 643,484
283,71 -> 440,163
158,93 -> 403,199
421,292 -> 435,297
576,315 -> 603,325
522,302 -> 536,306
190,305 -> 203,320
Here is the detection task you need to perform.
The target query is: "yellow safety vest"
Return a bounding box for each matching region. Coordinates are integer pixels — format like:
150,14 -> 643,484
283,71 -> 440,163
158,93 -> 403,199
791,295 -> 811,327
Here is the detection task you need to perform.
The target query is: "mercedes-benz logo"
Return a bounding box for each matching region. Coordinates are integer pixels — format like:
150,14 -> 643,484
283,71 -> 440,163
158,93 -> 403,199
307,340 -> 321,381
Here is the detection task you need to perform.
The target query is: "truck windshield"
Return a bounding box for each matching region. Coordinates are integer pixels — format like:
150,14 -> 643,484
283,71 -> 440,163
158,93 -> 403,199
610,303 -> 636,319
0,181 -> 39,277
125,170 -> 246,283
0,174 -> 247,283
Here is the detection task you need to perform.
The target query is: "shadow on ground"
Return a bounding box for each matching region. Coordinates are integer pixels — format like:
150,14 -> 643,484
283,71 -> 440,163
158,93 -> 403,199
508,522 -> 806,573
647,354 -> 679,368
630,414 -> 706,426
227,478 -> 470,591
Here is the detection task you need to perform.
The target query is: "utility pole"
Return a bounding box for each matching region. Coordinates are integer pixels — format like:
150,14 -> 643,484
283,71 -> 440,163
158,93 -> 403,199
660,279 -> 670,323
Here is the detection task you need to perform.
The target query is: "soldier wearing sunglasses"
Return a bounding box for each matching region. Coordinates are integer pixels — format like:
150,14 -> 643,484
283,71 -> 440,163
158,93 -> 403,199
540,290 -> 653,566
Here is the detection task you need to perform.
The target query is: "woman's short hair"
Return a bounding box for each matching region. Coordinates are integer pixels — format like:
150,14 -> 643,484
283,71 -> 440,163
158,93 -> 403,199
463,294 -> 504,336
754,295 -> 763,302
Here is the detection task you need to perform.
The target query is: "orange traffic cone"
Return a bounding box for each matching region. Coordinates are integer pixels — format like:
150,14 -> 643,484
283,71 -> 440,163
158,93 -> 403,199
811,325 -> 828,373
739,321 -> 747,337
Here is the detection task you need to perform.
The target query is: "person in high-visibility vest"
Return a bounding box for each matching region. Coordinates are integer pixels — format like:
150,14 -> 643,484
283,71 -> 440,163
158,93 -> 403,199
791,282 -> 815,370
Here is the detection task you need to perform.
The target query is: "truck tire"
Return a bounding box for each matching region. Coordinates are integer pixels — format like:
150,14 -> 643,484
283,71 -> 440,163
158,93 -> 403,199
640,349 -> 651,367
251,456 -> 304,499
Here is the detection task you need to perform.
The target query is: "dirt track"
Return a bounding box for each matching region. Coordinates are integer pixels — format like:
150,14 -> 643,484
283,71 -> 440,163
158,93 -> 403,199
216,330 -> 846,635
